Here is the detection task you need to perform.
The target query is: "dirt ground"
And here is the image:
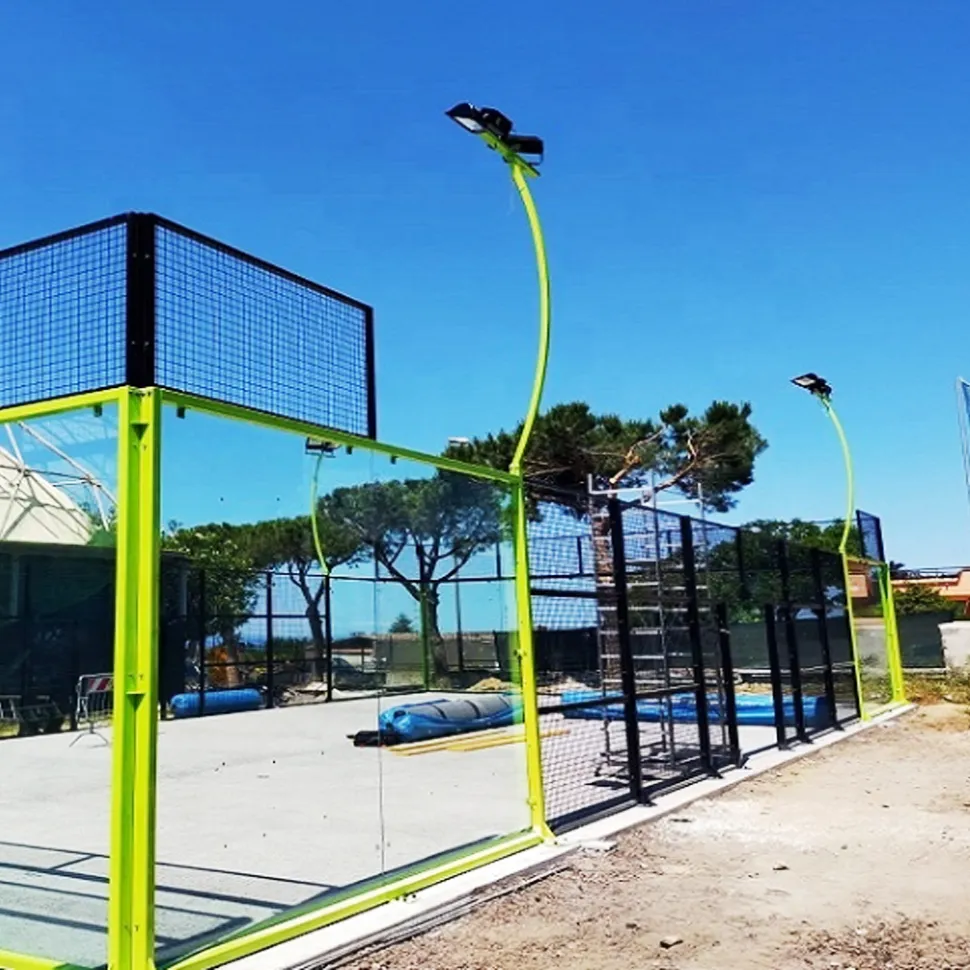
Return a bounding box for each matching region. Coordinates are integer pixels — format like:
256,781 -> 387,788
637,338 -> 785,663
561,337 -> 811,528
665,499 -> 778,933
342,706 -> 970,970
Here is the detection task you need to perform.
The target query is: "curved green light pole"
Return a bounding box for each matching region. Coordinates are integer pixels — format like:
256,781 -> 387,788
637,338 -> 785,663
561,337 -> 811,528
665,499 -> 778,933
450,109 -> 552,836
819,397 -> 856,557
457,128 -> 550,469
505,158 -> 551,475
792,375 -> 869,716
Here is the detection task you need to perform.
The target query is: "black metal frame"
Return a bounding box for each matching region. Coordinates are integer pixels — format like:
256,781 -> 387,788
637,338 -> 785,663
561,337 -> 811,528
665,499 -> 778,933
0,212 -> 378,438
526,485 -> 872,832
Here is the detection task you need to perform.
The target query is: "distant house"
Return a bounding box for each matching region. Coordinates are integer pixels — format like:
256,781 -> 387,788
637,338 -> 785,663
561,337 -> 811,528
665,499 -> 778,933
891,569 -> 970,617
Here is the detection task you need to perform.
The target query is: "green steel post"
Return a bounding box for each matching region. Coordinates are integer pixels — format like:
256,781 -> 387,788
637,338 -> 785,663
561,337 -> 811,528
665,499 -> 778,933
512,479 -> 551,836
507,159 -> 551,476
821,398 -> 855,558
504,155 -> 551,837
109,387 -> 161,970
817,396 -> 867,719
880,563 -> 907,703
462,129 -> 552,835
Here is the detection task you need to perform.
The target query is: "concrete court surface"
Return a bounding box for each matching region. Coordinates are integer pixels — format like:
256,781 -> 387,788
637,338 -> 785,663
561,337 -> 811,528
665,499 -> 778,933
0,694 -> 530,967
0,694 -> 843,966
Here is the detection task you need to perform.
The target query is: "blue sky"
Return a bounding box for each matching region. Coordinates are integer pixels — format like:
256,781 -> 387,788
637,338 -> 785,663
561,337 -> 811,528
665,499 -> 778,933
3,2 -> 970,569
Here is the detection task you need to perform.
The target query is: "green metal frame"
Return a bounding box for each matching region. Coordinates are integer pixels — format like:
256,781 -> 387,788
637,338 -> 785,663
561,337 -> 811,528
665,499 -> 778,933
459,128 -> 552,837
0,387 -> 126,970
0,386 -> 549,970
1,127 -> 556,967
158,390 -> 551,967
109,388 -> 162,970
163,831 -> 541,970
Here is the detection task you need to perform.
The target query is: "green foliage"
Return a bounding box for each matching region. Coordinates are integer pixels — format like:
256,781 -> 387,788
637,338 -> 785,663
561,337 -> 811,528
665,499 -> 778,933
235,507 -> 365,673
739,518 -> 862,557
445,400 -> 767,514
389,613 -> 415,634
326,473 -> 504,591
704,518 -> 860,624
893,583 -> 955,617
326,472 -> 505,682
84,505 -> 117,548
162,523 -> 261,647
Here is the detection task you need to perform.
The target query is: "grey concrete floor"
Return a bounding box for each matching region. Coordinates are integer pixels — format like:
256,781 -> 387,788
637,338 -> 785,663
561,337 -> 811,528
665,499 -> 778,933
0,695 -> 844,966
0,694 -> 531,967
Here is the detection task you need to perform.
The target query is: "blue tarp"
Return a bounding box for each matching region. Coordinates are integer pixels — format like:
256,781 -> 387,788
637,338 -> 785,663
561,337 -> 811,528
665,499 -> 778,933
378,694 -> 523,743
170,688 -> 263,718
560,690 -> 830,729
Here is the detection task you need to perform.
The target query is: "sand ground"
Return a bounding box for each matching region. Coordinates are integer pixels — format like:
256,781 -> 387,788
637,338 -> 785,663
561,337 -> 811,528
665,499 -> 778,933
343,705 -> 970,970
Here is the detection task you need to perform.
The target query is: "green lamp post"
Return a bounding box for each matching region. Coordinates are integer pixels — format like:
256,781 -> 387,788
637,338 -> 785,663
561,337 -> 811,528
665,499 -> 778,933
791,373 -> 854,556
447,102 -> 551,833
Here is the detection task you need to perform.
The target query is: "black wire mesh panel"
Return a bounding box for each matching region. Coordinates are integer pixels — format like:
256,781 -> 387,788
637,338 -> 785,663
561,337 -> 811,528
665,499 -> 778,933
856,510 -> 885,564
526,487 -> 638,828
0,217 -> 128,409
154,218 -> 375,436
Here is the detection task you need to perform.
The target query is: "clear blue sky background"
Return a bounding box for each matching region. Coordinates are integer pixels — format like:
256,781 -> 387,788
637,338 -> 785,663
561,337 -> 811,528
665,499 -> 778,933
3,1 -> 970,569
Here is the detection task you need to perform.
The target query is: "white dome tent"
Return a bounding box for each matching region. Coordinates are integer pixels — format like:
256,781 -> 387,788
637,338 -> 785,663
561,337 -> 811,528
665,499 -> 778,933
0,420 -> 116,546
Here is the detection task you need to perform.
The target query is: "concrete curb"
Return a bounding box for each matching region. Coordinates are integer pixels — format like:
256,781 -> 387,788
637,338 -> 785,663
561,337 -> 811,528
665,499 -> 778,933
228,704 -> 915,970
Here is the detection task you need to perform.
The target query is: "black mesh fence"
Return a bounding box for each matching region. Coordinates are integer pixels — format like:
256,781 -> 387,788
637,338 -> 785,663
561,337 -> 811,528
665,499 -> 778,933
0,213 -> 376,437
526,489 -> 635,827
856,510 -> 885,564
525,485 -> 869,829
0,217 -> 128,409
157,562 -> 519,715
815,548 -> 861,724
154,219 -> 374,436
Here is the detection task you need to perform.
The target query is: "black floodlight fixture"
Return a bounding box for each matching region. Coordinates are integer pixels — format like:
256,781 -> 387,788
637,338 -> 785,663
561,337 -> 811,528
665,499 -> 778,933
305,438 -> 338,455
791,372 -> 832,398
446,102 -> 544,172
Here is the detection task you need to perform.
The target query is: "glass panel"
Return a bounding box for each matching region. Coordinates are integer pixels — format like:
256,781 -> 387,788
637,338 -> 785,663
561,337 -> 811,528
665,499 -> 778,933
372,456 -> 530,876
0,403 -> 118,966
847,559 -> 893,709
155,408 -> 384,963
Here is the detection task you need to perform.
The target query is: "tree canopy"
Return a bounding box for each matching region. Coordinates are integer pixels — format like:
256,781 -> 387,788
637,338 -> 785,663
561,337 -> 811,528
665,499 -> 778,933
241,510 -> 366,674
445,400 -> 768,514
703,519 -> 859,623
162,522 -> 262,686
325,473 -> 505,681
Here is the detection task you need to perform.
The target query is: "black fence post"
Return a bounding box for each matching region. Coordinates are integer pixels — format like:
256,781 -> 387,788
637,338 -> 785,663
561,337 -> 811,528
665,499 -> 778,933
735,529 -> 750,603
324,574 -> 334,702
125,213 -> 157,387
777,541 -> 809,743
455,575 -> 465,675
680,516 -> 714,774
265,572 -> 275,709
69,623 -> 80,732
763,604 -> 788,749
607,496 -> 644,804
810,548 -> 840,729
715,603 -> 742,767
20,562 -> 34,709
197,569 -> 207,717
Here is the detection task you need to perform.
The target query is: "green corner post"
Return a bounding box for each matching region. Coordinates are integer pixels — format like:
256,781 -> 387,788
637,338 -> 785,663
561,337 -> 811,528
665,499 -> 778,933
109,387 -> 162,970
447,103 -> 552,837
